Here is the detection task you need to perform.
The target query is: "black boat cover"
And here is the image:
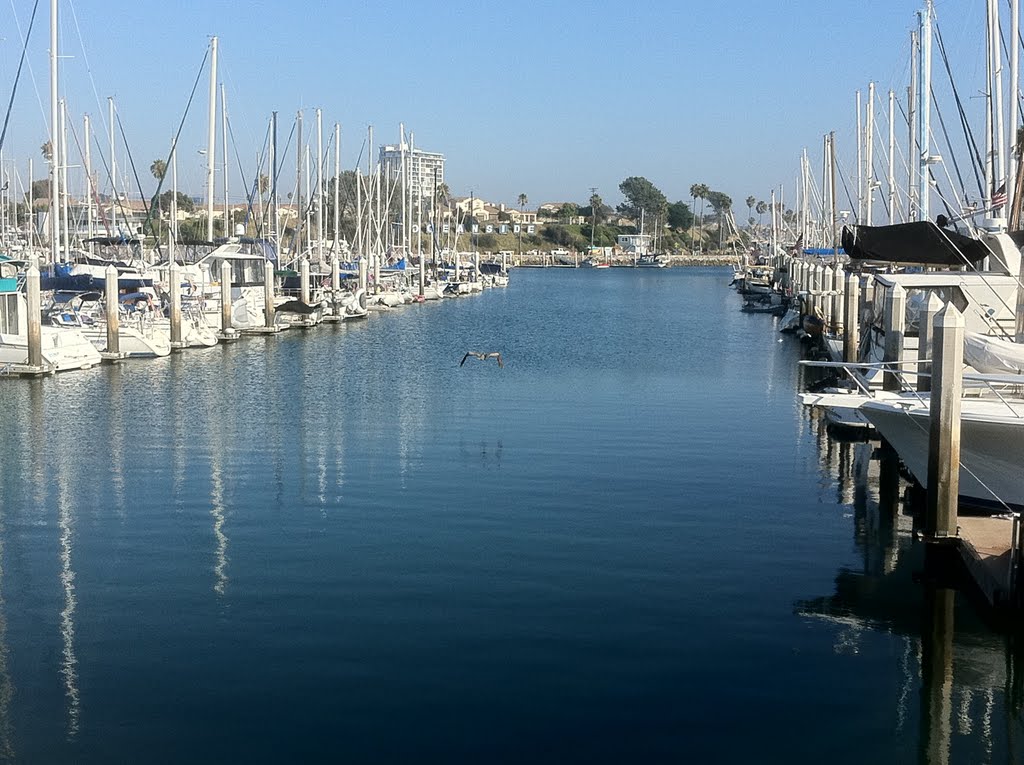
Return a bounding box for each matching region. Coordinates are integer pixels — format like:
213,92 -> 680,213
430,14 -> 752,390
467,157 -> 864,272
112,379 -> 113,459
840,222 -> 989,266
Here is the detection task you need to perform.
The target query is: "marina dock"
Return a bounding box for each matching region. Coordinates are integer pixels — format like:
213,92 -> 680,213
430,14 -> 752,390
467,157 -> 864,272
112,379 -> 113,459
738,238 -> 1024,619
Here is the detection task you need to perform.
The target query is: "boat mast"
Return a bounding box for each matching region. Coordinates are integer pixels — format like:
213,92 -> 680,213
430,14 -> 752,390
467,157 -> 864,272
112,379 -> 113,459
408,131 -> 415,258
1010,0 -> 1021,217
865,82 -> 875,225
47,0 -> 59,265
908,31 -> 919,221
221,83 -> 229,237
171,134 -> 178,253
399,123 -> 406,253
856,89 -> 863,222
990,0 -> 1007,219
296,109 -> 303,258
108,96 -> 117,236
917,1 -> 933,223
270,112 -> 278,252
84,114 -> 93,252
205,36 -> 218,242
59,98 -> 70,259
888,90 -> 897,223
830,131 -> 838,255
333,122 -> 340,255
316,108 -> 324,263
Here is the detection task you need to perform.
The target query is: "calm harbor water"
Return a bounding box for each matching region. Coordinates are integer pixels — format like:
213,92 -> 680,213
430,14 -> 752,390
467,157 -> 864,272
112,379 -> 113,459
0,266 -> 1020,763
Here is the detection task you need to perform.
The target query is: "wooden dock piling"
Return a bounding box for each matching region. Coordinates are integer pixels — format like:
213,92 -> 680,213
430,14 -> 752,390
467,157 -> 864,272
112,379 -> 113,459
882,283 -> 906,392
843,272 -> 860,363
105,264 -> 120,357
925,304 -> 963,539
917,293 -> 943,393
26,265 -> 43,369
822,265 -> 835,328
169,261 -> 183,349
300,258 -> 310,304
264,261 -> 275,329
218,260 -> 237,341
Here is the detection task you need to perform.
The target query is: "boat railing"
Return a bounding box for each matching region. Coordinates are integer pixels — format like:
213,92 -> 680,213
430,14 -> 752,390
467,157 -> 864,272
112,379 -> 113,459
798,359 -> 933,397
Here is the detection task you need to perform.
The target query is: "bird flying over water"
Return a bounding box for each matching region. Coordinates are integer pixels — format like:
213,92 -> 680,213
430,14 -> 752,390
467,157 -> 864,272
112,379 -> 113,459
460,351 -> 504,368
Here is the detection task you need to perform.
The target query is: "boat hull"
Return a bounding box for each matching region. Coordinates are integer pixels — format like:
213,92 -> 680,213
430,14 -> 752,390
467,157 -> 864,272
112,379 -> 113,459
862,399 -> 1024,508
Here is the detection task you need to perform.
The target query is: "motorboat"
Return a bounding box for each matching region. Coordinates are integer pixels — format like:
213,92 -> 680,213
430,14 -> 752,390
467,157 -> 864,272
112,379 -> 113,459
0,278 -> 101,372
862,384 -> 1024,509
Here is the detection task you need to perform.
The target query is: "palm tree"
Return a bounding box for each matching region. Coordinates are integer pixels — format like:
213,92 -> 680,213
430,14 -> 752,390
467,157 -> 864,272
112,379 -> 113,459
150,159 -> 167,182
588,191 -> 602,250
689,183 -> 709,255
755,200 -> 768,229
745,196 -> 756,226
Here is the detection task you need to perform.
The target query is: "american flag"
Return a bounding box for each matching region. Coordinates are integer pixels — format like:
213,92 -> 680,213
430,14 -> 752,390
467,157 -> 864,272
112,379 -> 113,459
992,183 -> 1007,208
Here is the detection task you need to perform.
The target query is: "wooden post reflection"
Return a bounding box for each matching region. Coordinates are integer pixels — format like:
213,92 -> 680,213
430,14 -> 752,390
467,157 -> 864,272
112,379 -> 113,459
919,586 -> 955,765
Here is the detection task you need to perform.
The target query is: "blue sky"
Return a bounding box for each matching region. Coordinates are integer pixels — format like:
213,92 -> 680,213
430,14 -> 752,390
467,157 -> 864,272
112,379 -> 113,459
0,0 -> 1004,213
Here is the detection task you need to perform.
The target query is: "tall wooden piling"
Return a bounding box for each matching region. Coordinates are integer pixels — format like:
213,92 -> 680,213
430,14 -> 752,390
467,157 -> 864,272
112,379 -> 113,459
843,272 -> 860,363
917,293 -> 944,393
473,252 -> 480,284
220,260 -> 233,335
882,283 -> 906,392
358,257 -> 368,294
169,261 -> 182,348
831,266 -> 844,334
822,266 -> 835,328
26,265 -> 42,368
300,258 -> 310,304
925,304 -> 963,539
105,264 -> 120,356
264,260 -> 275,328
330,257 -> 341,316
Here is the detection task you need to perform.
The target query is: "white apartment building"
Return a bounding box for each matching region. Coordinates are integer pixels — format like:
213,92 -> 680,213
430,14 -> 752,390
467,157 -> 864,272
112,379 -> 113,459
379,144 -> 445,203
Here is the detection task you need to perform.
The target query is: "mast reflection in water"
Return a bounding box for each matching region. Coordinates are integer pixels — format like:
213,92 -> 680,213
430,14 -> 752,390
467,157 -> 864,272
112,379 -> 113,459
0,268 -> 1018,763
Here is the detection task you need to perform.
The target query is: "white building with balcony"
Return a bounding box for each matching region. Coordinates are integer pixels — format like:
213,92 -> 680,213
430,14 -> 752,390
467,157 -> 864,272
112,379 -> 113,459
379,144 -> 445,203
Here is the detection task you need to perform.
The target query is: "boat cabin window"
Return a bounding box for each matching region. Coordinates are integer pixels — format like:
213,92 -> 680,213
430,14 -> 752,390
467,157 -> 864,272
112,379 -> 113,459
205,257 -> 265,286
0,293 -> 19,335
872,285 -> 968,336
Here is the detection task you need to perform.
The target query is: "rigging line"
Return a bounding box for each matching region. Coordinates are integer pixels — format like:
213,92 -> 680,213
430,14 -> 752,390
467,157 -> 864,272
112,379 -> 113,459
67,0 -> 114,166
832,155 -> 857,225
117,45 -> 210,256
931,84 -> 970,207
1000,0 -> 1024,125
934,23 -> 985,199
0,0 -> 40,154
6,0 -> 47,138
272,121 -> 297,241
930,223 -> 1021,337
114,110 -> 161,260
235,121 -> 271,239
225,110 -> 265,233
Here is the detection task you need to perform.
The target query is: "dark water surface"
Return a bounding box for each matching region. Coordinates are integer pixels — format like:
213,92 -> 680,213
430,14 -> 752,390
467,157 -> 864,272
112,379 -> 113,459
0,267 -> 1020,763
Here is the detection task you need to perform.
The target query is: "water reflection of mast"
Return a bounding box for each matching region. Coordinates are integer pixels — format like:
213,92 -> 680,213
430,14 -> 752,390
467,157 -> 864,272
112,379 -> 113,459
0,502 -> 16,760
210,443 -> 228,597
107,364 -> 126,516
56,458 -> 80,738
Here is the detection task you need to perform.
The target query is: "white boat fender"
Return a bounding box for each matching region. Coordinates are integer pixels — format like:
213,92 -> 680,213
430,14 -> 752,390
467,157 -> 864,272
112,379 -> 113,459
354,288 -> 367,311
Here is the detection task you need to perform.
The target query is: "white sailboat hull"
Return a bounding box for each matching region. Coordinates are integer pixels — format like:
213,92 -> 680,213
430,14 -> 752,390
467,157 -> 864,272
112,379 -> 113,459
862,398 -> 1024,508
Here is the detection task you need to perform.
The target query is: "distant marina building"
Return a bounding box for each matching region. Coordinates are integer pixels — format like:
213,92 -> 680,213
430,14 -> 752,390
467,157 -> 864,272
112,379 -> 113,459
379,144 -> 445,202
617,233 -> 652,255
